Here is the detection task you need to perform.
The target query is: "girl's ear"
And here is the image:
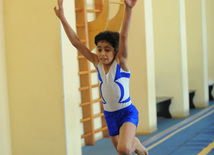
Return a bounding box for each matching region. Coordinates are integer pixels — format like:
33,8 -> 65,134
115,49 -> 119,54
114,50 -> 120,62
114,49 -> 119,60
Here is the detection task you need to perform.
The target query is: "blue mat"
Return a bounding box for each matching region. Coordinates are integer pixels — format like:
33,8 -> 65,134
207,149 -> 214,155
148,109 -> 214,155
171,124 -> 214,155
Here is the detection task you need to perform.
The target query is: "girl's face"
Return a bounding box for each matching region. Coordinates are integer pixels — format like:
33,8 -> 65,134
97,41 -> 116,65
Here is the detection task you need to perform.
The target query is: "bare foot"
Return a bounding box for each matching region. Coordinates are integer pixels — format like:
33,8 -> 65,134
134,137 -> 149,155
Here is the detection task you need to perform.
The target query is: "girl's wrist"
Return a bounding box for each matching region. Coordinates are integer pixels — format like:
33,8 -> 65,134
59,14 -> 65,20
125,6 -> 133,13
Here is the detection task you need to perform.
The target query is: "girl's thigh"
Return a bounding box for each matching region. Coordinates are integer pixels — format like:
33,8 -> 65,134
110,135 -> 119,150
118,122 -> 136,146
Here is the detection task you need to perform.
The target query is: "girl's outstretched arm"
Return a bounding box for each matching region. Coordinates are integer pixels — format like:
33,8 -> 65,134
117,0 -> 137,71
54,0 -> 98,65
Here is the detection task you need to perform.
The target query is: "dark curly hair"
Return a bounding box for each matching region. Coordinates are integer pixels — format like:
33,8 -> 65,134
94,31 -> 119,51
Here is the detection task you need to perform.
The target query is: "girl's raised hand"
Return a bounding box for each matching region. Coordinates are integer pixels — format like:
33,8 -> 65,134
125,0 -> 137,8
54,0 -> 64,19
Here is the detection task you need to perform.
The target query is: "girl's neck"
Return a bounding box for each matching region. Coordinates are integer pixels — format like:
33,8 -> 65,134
103,60 -> 114,74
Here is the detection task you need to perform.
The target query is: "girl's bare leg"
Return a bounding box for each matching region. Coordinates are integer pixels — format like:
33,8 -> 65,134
116,122 -> 148,155
134,137 -> 148,155
111,135 -> 119,151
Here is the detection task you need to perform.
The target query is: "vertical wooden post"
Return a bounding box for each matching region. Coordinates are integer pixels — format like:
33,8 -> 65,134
75,0 -> 95,145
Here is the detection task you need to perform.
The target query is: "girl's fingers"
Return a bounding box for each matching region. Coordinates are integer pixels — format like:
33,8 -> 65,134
58,0 -> 63,8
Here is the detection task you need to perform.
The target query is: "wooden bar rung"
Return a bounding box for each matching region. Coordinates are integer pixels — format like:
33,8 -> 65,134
80,117 -> 92,123
76,24 -> 85,28
90,69 -> 97,73
92,84 -> 99,88
79,86 -> 89,91
79,101 -> 90,107
110,1 -> 124,5
75,8 -> 83,12
93,113 -> 104,119
87,9 -> 101,13
92,98 -> 102,103
81,132 -> 92,139
78,71 -> 88,75
80,39 -> 86,43
77,55 -> 85,59
94,126 -> 108,134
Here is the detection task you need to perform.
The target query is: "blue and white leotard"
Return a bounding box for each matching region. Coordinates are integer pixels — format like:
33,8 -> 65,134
97,60 -> 132,112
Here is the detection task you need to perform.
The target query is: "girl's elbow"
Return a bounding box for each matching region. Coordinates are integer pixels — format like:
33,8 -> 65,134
71,39 -> 80,48
72,41 -> 78,48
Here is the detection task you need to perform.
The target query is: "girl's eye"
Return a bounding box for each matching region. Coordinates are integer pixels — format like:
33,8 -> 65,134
105,49 -> 110,52
98,49 -> 102,52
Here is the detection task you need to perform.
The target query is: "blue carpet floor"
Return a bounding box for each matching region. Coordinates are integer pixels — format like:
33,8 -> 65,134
147,107 -> 214,155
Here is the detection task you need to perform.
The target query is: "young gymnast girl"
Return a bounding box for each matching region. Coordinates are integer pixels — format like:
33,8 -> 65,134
54,0 -> 148,154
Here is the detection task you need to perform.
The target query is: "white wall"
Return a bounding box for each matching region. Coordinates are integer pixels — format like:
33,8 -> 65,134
129,0 -> 157,134
153,0 -> 189,118
61,0 -> 82,154
4,0 -> 67,154
206,0 -> 214,82
0,0 -> 12,154
186,0 -> 209,108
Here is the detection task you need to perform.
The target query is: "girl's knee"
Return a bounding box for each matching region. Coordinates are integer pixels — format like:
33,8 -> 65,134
117,144 -> 132,155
